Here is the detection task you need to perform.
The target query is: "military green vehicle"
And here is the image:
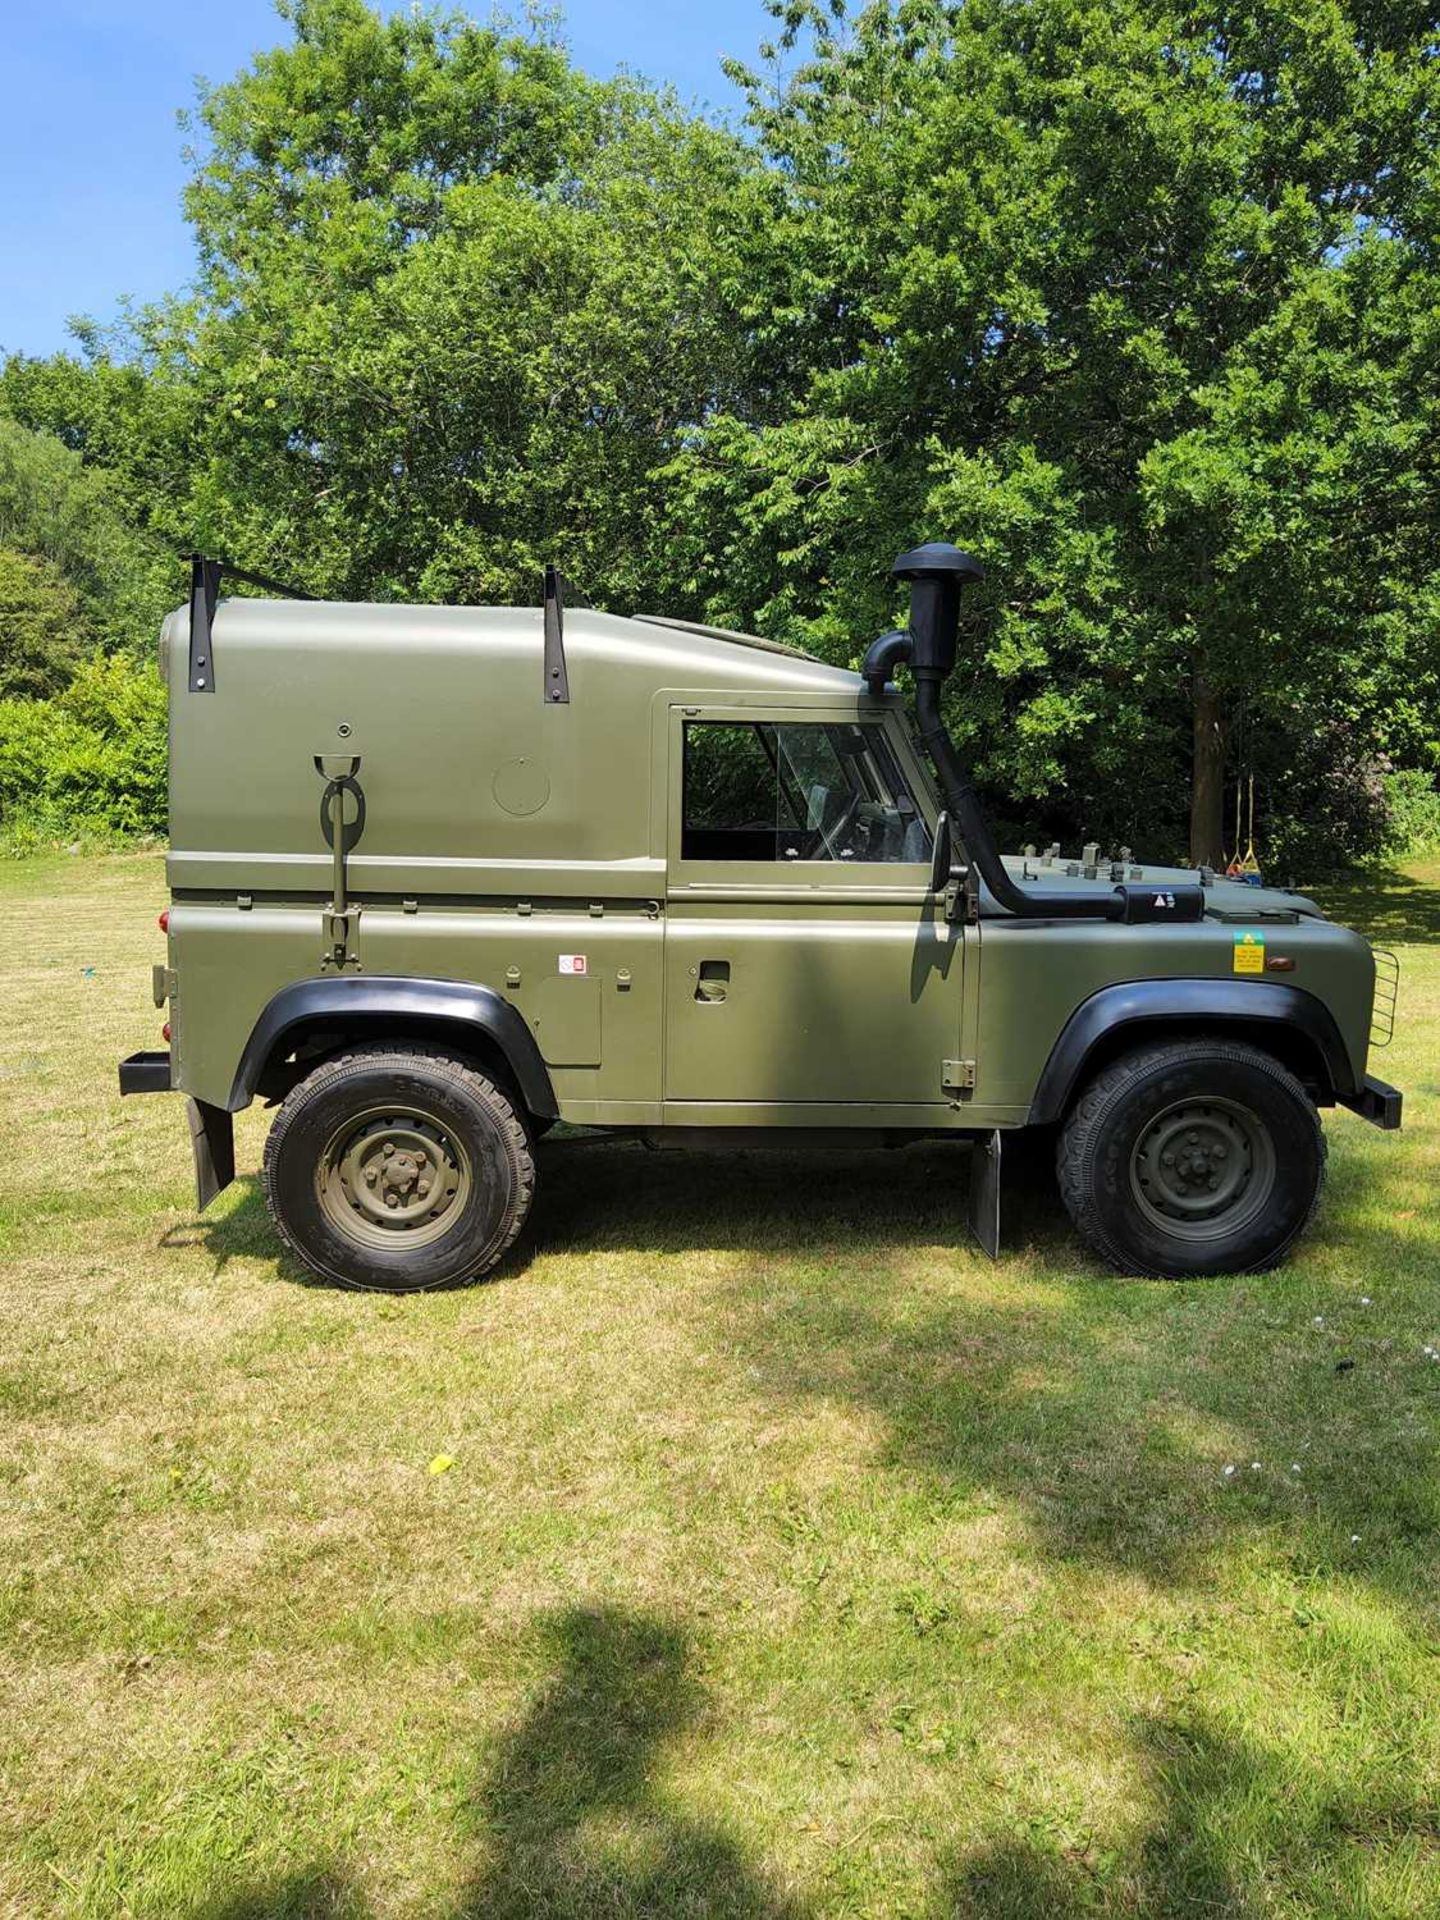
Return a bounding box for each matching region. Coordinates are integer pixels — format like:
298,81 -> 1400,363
119,544 -> 1402,1289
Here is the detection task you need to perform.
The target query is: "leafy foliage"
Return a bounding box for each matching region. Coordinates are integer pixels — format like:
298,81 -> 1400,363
1383,769 -> 1440,858
669,0 -> 1440,862
0,547 -> 83,699
0,415 -> 173,653
1,0 -> 1438,863
0,655 -> 167,850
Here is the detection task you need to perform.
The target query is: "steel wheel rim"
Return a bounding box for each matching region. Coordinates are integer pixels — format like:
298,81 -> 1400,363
1129,1096 -> 1276,1242
318,1103 -> 471,1250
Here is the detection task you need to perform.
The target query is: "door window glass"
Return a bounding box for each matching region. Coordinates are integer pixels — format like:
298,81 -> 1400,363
681,722 -> 931,863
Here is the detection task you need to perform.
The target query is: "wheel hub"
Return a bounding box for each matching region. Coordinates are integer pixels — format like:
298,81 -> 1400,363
1130,1098 -> 1275,1240
319,1110 -> 470,1248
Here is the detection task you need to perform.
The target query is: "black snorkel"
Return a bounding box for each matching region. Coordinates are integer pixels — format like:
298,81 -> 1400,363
865,543 -> 1203,925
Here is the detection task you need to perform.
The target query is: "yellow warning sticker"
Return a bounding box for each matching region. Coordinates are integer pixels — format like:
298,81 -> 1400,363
1233,930 -> 1265,975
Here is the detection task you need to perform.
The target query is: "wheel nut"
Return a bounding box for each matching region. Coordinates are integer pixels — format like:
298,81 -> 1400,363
386,1193 -> 398,1209
383,1144 -> 394,1158
365,1166 -> 378,1185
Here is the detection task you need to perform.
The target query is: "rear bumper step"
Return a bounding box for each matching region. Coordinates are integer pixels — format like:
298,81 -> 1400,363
1338,1074 -> 1403,1130
117,1052 -> 235,1208
119,1050 -> 172,1095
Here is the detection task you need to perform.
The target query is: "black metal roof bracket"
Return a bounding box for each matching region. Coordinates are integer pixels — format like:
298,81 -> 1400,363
543,563 -> 569,704
186,552 -> 315,694
188,555 -> 221,693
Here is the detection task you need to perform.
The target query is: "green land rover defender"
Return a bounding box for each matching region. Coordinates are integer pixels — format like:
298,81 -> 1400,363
120,544 -> 1402,1288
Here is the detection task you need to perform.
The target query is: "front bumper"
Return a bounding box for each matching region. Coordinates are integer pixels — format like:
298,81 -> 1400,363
1338,1074 -> 1403,1131
118,1051 -> 235,1207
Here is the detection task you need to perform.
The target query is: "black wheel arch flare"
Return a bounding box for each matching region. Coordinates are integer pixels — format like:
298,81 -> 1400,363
1028,979 -> 1358,1126
228,975 -> 560,1120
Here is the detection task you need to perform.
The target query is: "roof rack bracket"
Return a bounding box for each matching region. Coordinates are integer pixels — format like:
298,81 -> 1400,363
188,555 -> 221,693
186,552 -> 314,694
543,564 -> 569,705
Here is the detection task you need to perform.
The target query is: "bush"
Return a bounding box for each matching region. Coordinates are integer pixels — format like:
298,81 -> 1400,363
0,546 -> 85,697
0,652 -> 167,849
1382,768 -> 1440,857
1256,720 -> 1394,880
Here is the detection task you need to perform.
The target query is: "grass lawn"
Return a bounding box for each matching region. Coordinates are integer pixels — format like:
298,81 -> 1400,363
1,852 -> 1437,1919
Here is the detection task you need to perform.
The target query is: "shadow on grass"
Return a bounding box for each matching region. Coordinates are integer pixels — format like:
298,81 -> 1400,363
454,1605 -> 798,1919
176,1137 -> 1435,1601
939,1709 -> 1440,1917
193,1608 -> 795,1920
186,1624 -> 1440,1917
1310,863 -> 1440,945
707,1205 -> 1440,1594
194,1864 -> 371,1918
169,1136 -> 1072,1280
939,1715 -> 1262,1917
161,1178 -> 336,1288
534,1133 -> 1071,1264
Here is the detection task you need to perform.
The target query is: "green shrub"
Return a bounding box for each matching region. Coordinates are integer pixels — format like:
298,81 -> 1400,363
0,546 -> 85,697
1382,768 -> 1440,858
0,652 -> 167,849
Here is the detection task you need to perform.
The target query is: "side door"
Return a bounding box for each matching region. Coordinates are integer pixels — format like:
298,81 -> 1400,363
662,705 -> 964,1119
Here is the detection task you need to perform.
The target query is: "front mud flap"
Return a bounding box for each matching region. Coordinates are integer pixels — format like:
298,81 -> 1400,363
967,1129 -> 1002,1260
187,1098 -> 235,1211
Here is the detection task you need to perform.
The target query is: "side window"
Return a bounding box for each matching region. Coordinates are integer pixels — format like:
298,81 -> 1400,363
682,722 -> 931,864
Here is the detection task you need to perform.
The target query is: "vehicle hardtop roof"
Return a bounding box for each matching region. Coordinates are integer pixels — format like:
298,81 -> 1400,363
189,594 -> 863,697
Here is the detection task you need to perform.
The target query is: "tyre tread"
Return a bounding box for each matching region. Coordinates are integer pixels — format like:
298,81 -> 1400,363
261,1042 -> 535,1290
1057,1038 -> 1326,1277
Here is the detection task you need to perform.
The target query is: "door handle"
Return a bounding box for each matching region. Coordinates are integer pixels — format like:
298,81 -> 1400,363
695,960 -> 730,1003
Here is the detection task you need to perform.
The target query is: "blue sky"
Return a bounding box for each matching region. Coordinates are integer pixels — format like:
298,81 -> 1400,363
0,1 -> 770,359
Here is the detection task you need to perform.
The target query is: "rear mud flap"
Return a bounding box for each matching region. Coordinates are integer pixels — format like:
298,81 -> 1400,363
187,1098 -> 235,1211
967,1129 -> 1002,1260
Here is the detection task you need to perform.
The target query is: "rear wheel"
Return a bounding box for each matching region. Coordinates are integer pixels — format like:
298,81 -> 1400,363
261,1044 -> 535,1291
1057,1039 -> 1325,1277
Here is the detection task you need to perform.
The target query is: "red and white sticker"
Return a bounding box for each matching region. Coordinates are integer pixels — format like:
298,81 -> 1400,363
558,954 -> 588,976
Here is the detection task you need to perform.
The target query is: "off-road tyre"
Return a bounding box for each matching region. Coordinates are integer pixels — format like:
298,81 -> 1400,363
1057,1038 -> 1325,1278
261,1043 -> 535,1292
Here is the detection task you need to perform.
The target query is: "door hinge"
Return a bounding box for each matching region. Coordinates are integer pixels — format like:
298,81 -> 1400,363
942,865 -> 979,925
942,1058 -> 976,1094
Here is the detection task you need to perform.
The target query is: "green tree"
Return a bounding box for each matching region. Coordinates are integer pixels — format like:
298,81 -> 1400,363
0,414 -> 173,656
6,0 -> 754,609
668,0 -> 1440,865
0,547 -> 84,698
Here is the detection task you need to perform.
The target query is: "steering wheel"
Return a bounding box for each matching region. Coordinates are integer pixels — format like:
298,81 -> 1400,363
815,787 -> 863,861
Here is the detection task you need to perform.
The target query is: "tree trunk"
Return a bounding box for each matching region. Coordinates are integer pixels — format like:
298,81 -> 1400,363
1190,674 -> 1227,868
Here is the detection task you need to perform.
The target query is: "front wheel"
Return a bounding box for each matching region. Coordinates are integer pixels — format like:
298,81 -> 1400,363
1057,1039 -> 1325,1277
261,1044 -> 535,1291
